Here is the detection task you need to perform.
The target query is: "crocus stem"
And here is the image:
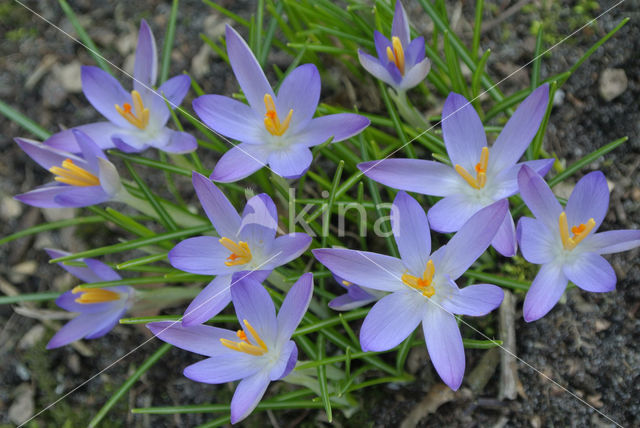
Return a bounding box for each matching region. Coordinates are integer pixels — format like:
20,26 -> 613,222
115,190 -> 205,228
389,89 -> 429,129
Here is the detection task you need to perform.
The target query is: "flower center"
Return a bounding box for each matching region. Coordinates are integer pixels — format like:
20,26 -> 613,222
454,146 -> 489,190
386,36 -> 405,75
558,211 -> 595,251
263,94 -> 293,136
220,319 -> 268,356
402,260 -> 436,298
342,280 -> 352,287
219,237 -> 252,266
49,159 -> 100,187
115,90 -> 150,130
72,286 -> 120,304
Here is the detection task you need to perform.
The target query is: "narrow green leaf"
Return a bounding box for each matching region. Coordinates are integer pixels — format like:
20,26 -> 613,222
159,0 -> 179,84
0,100 -> 50,140
472,49 -> 491,100
462,338 -> 503,349
531,26 -> 544,89
116,253 -> 168,270
378,82 -> 415,158
316,335 -> 332,422
132,399 -> 337,414
527,81 -> 557,160
0,216 -> 104,246
444,31 -> 468,98
0,292 -> 61,305
395,330 -> 414,373
203,0 -> 250,27
464,270 -> 530,291
472,0 -> 484,61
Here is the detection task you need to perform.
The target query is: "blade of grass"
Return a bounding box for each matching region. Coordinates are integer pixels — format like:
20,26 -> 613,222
0,100 -> 50,140
316,334 -> 332,422
0,292 -> 61,305
0,216 -> 104,246
159,0 -> 179,84
531,26 -> 544,89
472,0 -> 484,61
527,81 -> 557,160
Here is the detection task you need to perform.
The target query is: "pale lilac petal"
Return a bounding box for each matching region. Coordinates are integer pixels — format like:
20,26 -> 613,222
399,57 -> 430,90
294,113 -> 370,147
276,273 -> 313,344
231,277 -> 277,345
158,74 -> 190,106
270,341 -> 297,380
81,66 -> 133,128
85,309 -> 126,338
267,146 -> 312,179
442,284 -> 504,316
230,372 -> 270,424
15,138 -> 83,170
276,64 -> 320,132
46,249 -> 107,284
161,131 -> 197,154
112,134 -> 148,153
225,25 -> 274,111
360,291 -> 424,352
71,130 -> 105,173
312,248 -> 405,292
184,354 -> 260,384
523,263 -> 567,322
587,230 -> 640,254
359,159 -> 460,197
266,234 -> 312,268
238,194 -> 278,246
405,36 -> 425,66
565,171 -> 609,230
15,186 -> 68,208
391,191 -> 431,274
54,186 -> 110,207
517,165 -> 562,230
423,306 -> 465,390
490,84 -> 549,171
328,293 -> 376,311
517,217 -> 556,264
168,236 -> 232,275
358,50 -> 396,87
46,310 -> 120,349
97,158 -> 121,196
391,0 -> 411,46
182,274 -> 233,326
133,20 -> 158,92
210,143 -> 269,183
427,194 -> 484,233
493,158 -> 555,200
373,31 -> 392,62
192,95 -> 262,143
442,92 -> 487,170
491,211 -> 517,257
438,200 -> 508,279
148,321 -> 238,356
563,253 -> 616,292
84,259 -> 121,281
192,172 -> 241,237
54,290 -> 114,314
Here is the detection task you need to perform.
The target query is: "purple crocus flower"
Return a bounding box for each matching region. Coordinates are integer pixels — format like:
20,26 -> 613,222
45,20 -> 195,154
328,275 -> 385,311
359,84 -> 553,257
517,165 -> 640,322
45,249 -> 135,349
14,130 -> 123,208
357,0 -> 430,91
313,192 -> 507,390
192,25 -> 370,182
169,172 -> 311,326
148,273 -> 313,423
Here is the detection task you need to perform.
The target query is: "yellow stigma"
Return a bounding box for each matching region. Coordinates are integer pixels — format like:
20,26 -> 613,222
115,90 -> 150,130
401,260 -> 436,298
386,36 -> 406,75
558,211 -> 596,251
219,237 -> 252,266
72,286 -> 120,304
263,94 -> 293,136
49,159 -> 100,187
342,280 -> 352,287
220,319 -> 268,356
455,146 -> 489,190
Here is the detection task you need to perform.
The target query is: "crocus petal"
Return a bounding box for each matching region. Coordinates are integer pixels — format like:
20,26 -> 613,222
225,25 -> 274,111
493,158 -> 555,200
192,172 -> 241,237
517,217 -> 556,264
442,92 -> 487,170
523,263 -> 567,322
15,186 -> 68,208
427,193 -> 484,233
158,74 -> 191,107
148,321 -> 238,356
192,94 -> 262,143
54,186 -> 110,207
563,253 -> 616,292
423,306 -> 465,390
357,50 -> 397,87
231,277 -> 278,345
276,63 -> 320,132
46,249 -> 108,284
373,31 -> 392,63
391,191 -> 431,274
133,19 -> 158,92
442,284 -> 504,316
85,309 -> 126,339
184,354 -> 260,384
210,143 -> 269,183
358,159 -> 460,197
391,0 -> 411,47
405,36 -> 425,66
266,234 -> 312,268
565,171 -> 609,230
587,230 -> 640,254
270,341 -> 297,380
46,310 -> 121,349
81,66 -> 133,128
313,248 -> 405,292
399,57 -> 430,90
276,273 -> 313,345
230,372 -> 271,424
517,165 -> 562,230
491,211 -> 517,257
97,157 -> 122,196
328,293 -> 376,311
360,291 -> 424,352
238,194 -> 278,246
169,236 -> 232,275
438,200 -> 508,279
84,259 -> 121,281
267,146 -> 313,179
15,137 -> 84,170
160,130 -> 198,154
112,134 -> 148,153
73,129 -> 106,172
54,290 -> 114,314
294,113 -> 370,147
182,275 -> 233,326
490,84 -> 549,171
